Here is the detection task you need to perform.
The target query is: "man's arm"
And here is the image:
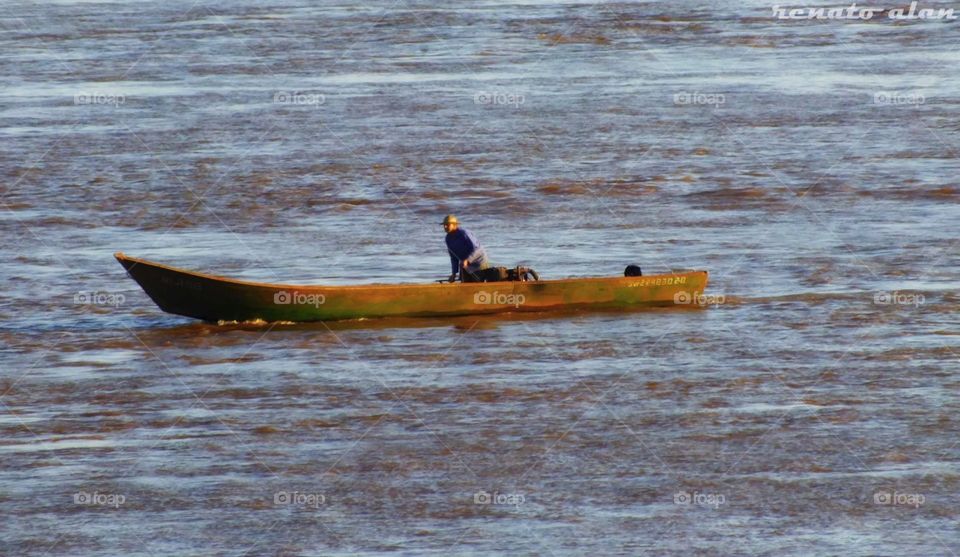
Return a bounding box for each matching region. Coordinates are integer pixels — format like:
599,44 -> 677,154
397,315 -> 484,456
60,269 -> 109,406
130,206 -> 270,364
449,252 -> 459,276
446,234 -> 461,278
460,229 -> 482,266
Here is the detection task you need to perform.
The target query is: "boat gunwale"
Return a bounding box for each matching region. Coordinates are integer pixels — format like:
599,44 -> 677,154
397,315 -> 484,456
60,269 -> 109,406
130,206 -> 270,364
114,252 -> 707,292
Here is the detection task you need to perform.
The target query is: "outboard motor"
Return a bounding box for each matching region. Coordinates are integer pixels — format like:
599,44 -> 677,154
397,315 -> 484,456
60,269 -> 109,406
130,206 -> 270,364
624,264 -> 642,277
508,266 -> 540,282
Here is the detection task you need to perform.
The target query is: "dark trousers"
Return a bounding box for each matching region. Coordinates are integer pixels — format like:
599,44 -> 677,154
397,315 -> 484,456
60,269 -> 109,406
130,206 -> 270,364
462,266 -> 503,283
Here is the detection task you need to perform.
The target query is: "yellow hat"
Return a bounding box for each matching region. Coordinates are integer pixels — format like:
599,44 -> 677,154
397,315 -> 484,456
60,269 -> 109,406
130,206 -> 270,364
441,214 -> 458,225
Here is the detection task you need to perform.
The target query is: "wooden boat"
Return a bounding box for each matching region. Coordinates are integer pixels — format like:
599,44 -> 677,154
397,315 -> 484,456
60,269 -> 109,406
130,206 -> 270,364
115,252 -> 709,323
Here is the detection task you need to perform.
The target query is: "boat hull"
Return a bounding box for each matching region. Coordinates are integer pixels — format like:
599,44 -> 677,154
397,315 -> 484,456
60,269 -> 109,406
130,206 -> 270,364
115,253 -> 709,322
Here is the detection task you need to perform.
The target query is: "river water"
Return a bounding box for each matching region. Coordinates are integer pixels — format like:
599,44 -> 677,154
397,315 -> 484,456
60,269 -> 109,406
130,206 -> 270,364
1,0 -> 958,555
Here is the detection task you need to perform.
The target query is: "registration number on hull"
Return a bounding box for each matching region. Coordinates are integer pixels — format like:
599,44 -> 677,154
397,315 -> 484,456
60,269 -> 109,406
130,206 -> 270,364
627,276 -> 687,288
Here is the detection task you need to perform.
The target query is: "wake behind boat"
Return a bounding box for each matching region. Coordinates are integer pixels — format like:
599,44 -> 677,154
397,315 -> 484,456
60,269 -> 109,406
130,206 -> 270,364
115,252 -> 709,322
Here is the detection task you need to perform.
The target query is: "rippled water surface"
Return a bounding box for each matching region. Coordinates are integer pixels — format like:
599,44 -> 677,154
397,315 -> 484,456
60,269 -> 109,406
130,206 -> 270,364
1,1 -> 958,555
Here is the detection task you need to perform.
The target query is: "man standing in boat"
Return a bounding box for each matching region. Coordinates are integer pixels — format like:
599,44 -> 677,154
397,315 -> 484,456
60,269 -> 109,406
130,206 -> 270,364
443,214 -> 490,283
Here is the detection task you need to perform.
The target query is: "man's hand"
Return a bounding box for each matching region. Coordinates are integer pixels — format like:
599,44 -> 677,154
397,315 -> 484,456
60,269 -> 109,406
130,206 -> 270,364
461,259 -> 469,269
448,274 -> 458,283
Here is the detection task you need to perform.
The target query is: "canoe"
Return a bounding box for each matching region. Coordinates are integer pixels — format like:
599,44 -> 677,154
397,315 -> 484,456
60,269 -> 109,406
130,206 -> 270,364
115,252 -> 709,322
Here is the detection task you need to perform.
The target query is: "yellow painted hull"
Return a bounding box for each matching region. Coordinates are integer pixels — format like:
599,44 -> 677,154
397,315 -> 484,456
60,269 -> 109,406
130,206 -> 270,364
116,253 -> 709,322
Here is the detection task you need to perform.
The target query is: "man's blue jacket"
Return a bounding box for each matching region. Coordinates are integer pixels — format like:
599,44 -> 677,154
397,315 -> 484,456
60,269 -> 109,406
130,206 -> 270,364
445,228 -> 489,276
